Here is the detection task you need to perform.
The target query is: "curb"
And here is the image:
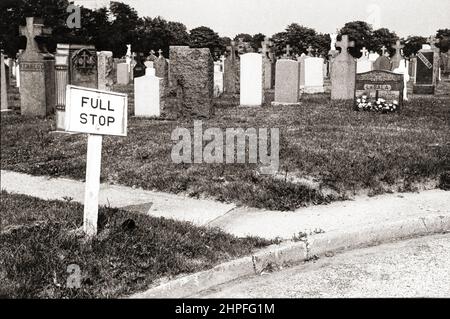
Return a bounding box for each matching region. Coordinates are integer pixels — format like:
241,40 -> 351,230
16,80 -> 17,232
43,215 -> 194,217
129,214 -> 450,298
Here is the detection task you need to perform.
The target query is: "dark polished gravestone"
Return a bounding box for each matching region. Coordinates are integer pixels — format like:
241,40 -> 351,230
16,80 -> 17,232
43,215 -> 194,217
413,48 -> 435,94
354,70 -> 404,112
19,17 -> 55,117
133,53 -> 146,78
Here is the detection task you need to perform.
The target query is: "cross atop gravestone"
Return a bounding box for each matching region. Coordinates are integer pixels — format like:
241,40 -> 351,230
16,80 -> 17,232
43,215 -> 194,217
306,46 -> 314,57
20,17 -> 52,60
260,37 -> 271,57
158,49 -> 163,58
336,35 -> 355,55
392,40 -> 404,56
360,47 -> 369,58
283,44 -> 292,58
381,45 -> 388,56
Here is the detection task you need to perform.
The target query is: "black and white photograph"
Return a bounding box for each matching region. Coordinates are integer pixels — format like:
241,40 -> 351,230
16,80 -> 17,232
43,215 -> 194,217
0,0 -> 449,310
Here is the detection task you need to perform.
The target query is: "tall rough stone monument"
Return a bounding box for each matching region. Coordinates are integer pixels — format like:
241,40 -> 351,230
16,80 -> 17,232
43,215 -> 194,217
168,46 -> 214,118
19,17 -> 55,116
331,35 -> 356,100
223,40 -> 240,96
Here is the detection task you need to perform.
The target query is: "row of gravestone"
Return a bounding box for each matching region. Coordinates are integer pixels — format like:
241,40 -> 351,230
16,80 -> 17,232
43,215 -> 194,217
8,17 -> 450,123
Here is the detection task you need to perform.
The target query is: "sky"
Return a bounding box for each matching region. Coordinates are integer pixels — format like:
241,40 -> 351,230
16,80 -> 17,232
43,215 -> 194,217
74,0 -> 450,38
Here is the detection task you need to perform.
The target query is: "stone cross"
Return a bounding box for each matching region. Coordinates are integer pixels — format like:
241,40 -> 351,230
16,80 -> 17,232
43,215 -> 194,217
335,35 -> 355,54
284,44 -> 292,58
260,37 -> 271,57
306,46 -> 314,57
227,40 -> 237,59
360,47 -> 369,57
381,45 -> 388,56
20,17 -> 51,59
158,49 -> 163,58
392,40 -> 404,56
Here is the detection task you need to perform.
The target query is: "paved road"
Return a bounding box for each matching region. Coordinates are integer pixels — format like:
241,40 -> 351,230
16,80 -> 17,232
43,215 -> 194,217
194,234 -> 450,298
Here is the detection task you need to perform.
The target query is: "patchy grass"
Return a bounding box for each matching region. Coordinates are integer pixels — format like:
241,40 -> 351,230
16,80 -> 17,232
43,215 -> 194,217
1,95 -> 449,210
0,191 -> 270,298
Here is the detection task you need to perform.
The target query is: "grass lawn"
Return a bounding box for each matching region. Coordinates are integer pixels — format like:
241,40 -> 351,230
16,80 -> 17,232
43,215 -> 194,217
0,191 -> 270,298
1,94 -> 449,211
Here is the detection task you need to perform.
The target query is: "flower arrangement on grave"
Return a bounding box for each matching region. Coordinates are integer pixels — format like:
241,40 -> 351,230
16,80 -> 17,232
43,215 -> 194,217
355,95 -> 399,113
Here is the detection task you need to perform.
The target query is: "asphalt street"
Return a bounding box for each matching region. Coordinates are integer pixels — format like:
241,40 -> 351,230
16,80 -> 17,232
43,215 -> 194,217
194,233 -> 450,298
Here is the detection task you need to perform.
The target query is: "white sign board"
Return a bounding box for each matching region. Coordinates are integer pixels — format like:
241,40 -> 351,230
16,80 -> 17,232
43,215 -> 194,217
65,85 -> 128,136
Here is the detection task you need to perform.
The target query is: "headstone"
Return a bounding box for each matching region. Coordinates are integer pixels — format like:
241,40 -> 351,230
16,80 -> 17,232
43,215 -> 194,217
147,50 -> 157,62
413,45 -> 435,94
134,68 -> 162,117
133,53 -> 146,79
368,51 -> 380,63
54,44 -> 97,130
302,57 -> 325,93
70,46 -> 98,88
19,17 -> 55,116
373,52 -> 392,71
15,51 -> 22,87
392,59 -> 410,101
130,52 -> 136,80
213,61 -> 223,97
125,44 -> 132,68
355,70 -> 403,112
240,53 -> 263,106
306,46 -> 314,57
428,37 -> 441,85
97,51 -> 114,91
331,35 -> 356,100
117,63 -> 130,84
223,40 -> 240,95
409,55 -> 417,80
154,54 -> 169,112
273,59 -> 300,104
357,47 -> 373,73
168,46 -> 214,118
390,40 -> 405,70
283,44 -> 293,59
1,51 -> 9,111
261,37 -> 275,90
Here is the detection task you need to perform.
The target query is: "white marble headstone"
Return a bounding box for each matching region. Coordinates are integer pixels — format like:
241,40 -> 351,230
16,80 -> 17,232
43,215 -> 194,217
240,53 -> 263,106
303,57 -> 324,93
134,68 -> 161,117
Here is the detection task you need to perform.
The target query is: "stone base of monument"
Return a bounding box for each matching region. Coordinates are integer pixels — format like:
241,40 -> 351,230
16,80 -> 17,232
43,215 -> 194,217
271,101 -> 302,107
413,84 -> 435,95
301,86 -> 325,94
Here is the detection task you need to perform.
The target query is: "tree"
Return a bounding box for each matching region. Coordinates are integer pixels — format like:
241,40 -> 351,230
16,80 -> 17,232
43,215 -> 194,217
109,1 -> 140,57
436,29 -> 450,52
0,0 -> 70,57
233,33 -> 253,42
189,26 -> 224,59
372,28 -> 398,56
251,33 -> 266,52
339,21 -> 373,57
403,36 -> 427,57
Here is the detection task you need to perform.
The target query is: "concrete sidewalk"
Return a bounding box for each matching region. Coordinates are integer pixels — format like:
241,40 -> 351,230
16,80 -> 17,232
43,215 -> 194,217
1,169 -> 449,240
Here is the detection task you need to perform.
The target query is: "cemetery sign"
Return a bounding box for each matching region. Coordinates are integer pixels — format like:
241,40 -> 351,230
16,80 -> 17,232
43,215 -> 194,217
355,70 -> 403,112
65,85 -> 128,136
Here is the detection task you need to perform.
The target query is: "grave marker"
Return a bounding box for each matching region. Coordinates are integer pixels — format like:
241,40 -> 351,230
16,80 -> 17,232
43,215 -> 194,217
19,17 -> 55,116
331,35 -> 356,100
413,45 -> 435,94
355,70 -> 403,112
240,53 -> 263,106
273,59 -> 300,105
